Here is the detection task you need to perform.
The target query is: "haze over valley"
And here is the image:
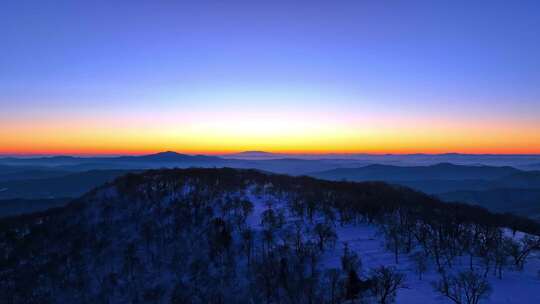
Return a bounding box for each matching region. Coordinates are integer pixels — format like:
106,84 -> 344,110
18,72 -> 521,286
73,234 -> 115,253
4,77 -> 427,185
1,152 -> 540,220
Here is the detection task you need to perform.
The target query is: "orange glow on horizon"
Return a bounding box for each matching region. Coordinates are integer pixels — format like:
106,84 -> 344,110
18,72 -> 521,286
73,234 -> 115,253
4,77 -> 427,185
2,148 -> 540,157
3,138 -> 540,155
2,110 -> 539,156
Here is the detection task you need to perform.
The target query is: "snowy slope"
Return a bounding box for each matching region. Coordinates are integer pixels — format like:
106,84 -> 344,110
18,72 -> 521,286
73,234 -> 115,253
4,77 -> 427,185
244,187 -> 540,303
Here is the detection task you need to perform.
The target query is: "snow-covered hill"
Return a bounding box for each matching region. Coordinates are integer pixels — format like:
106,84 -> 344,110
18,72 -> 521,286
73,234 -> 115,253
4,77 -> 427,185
0,168 -> 538,303
246,186 -> 540,304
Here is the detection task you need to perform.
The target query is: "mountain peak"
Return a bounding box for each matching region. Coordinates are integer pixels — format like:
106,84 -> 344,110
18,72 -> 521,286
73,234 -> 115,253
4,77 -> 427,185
152,151 -> 183,157
135,151 -> 223,162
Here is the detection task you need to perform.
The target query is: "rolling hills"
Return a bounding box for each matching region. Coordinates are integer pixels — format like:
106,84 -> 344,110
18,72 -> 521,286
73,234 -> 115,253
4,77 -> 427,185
308,163 -> 522,182
0,170 -> 135,200
1,153 -> 539,220
309,165 -> 540,218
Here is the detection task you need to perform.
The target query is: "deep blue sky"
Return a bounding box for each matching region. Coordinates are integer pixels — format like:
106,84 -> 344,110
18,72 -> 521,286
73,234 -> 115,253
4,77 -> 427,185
1,1 -> 539,154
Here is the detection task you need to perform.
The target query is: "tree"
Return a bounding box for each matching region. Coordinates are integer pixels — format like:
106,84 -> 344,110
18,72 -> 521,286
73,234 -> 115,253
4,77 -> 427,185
262,229 -> 275,254
313,222 -> 337,251
253,253 -> 280,304
261,207 -> 285,230
261,208 -> 277,229
493,236 -> 511,279
345,269 -> 361,302
433,269 -> 491,304
240,199 -> 254,222
411,251 -> 428,280
324,268 -> 342,304
508,235 -> 540,270
381,220 -> 404,264
208,217 -> 232,261
369,266 -> 406,304
341,242 -> 361,274
241,228 -> 254,265
122,242 -> 140,285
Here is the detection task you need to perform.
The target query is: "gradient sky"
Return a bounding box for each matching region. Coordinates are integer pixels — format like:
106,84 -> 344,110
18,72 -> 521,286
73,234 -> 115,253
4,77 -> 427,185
1,0 -> 540,155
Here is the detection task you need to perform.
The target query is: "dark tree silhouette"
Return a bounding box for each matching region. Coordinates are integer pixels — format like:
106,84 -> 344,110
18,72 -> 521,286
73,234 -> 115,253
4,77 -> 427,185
369,266 -> 406,304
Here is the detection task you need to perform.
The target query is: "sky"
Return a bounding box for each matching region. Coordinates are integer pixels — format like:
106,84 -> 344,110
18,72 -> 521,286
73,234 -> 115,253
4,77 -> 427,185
1,0 -> 540,155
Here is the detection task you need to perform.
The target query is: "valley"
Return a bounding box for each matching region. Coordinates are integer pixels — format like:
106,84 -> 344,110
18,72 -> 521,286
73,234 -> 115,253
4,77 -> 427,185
1,153 -> 539,221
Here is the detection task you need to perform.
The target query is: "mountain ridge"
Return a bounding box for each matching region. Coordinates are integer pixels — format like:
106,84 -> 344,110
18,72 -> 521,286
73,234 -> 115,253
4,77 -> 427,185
308,163 -> 522,181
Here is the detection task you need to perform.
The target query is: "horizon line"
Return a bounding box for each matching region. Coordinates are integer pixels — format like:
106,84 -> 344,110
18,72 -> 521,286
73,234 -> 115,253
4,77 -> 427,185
2,150 -> 540,158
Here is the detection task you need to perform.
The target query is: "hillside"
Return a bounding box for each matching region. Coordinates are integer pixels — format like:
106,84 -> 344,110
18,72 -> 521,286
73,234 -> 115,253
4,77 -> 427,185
0,165 -> 71,181
0,198 -> 72,217
492,171 -> 540,189
1,168 -> 539,303
309,165 -> 540,218
0,170 -> 136,200
398,171 -> 540,195
309,163 -> 521,182
438,188 -> 540,220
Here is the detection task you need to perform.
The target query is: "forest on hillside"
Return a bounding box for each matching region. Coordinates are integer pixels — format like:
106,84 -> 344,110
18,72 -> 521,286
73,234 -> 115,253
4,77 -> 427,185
1,168 -> 539,303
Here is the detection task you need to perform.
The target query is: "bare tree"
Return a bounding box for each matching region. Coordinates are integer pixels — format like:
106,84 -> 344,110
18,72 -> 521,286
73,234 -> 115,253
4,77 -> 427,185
341,242 -> 361,274
433,269 -> 491,304
493,236 -> 511,279
324,268 -> 342,304
313,222 -> 337,251
369,266 -> 406,304
261,208 -> 278,229
508,235 -> 540,270
411,251 -> 428,280
345,269 -> 361,303
381,220 -> 404,264
241,228 -> 254,265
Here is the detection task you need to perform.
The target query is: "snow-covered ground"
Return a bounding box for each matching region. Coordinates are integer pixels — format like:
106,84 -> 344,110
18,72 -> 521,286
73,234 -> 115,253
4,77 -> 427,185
325,224 -> 540,303
245,188 -> 540,303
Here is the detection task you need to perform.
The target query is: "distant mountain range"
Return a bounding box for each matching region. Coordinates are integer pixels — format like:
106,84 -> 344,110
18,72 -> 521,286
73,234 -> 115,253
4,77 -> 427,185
529,163 -> 540,168
308,164 -> 540,219
308,164 -> 540,191
0,152 -> 367,175
308,163 -> 522,181
438,189 -> 540,221
0,151 -> 224,167
1,151 -> 540,220
0,170 -> 135,200
492,171 -> 540,188
0,165 -> 70,181
223,150 -> 282,159
3,151 -> 540,169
